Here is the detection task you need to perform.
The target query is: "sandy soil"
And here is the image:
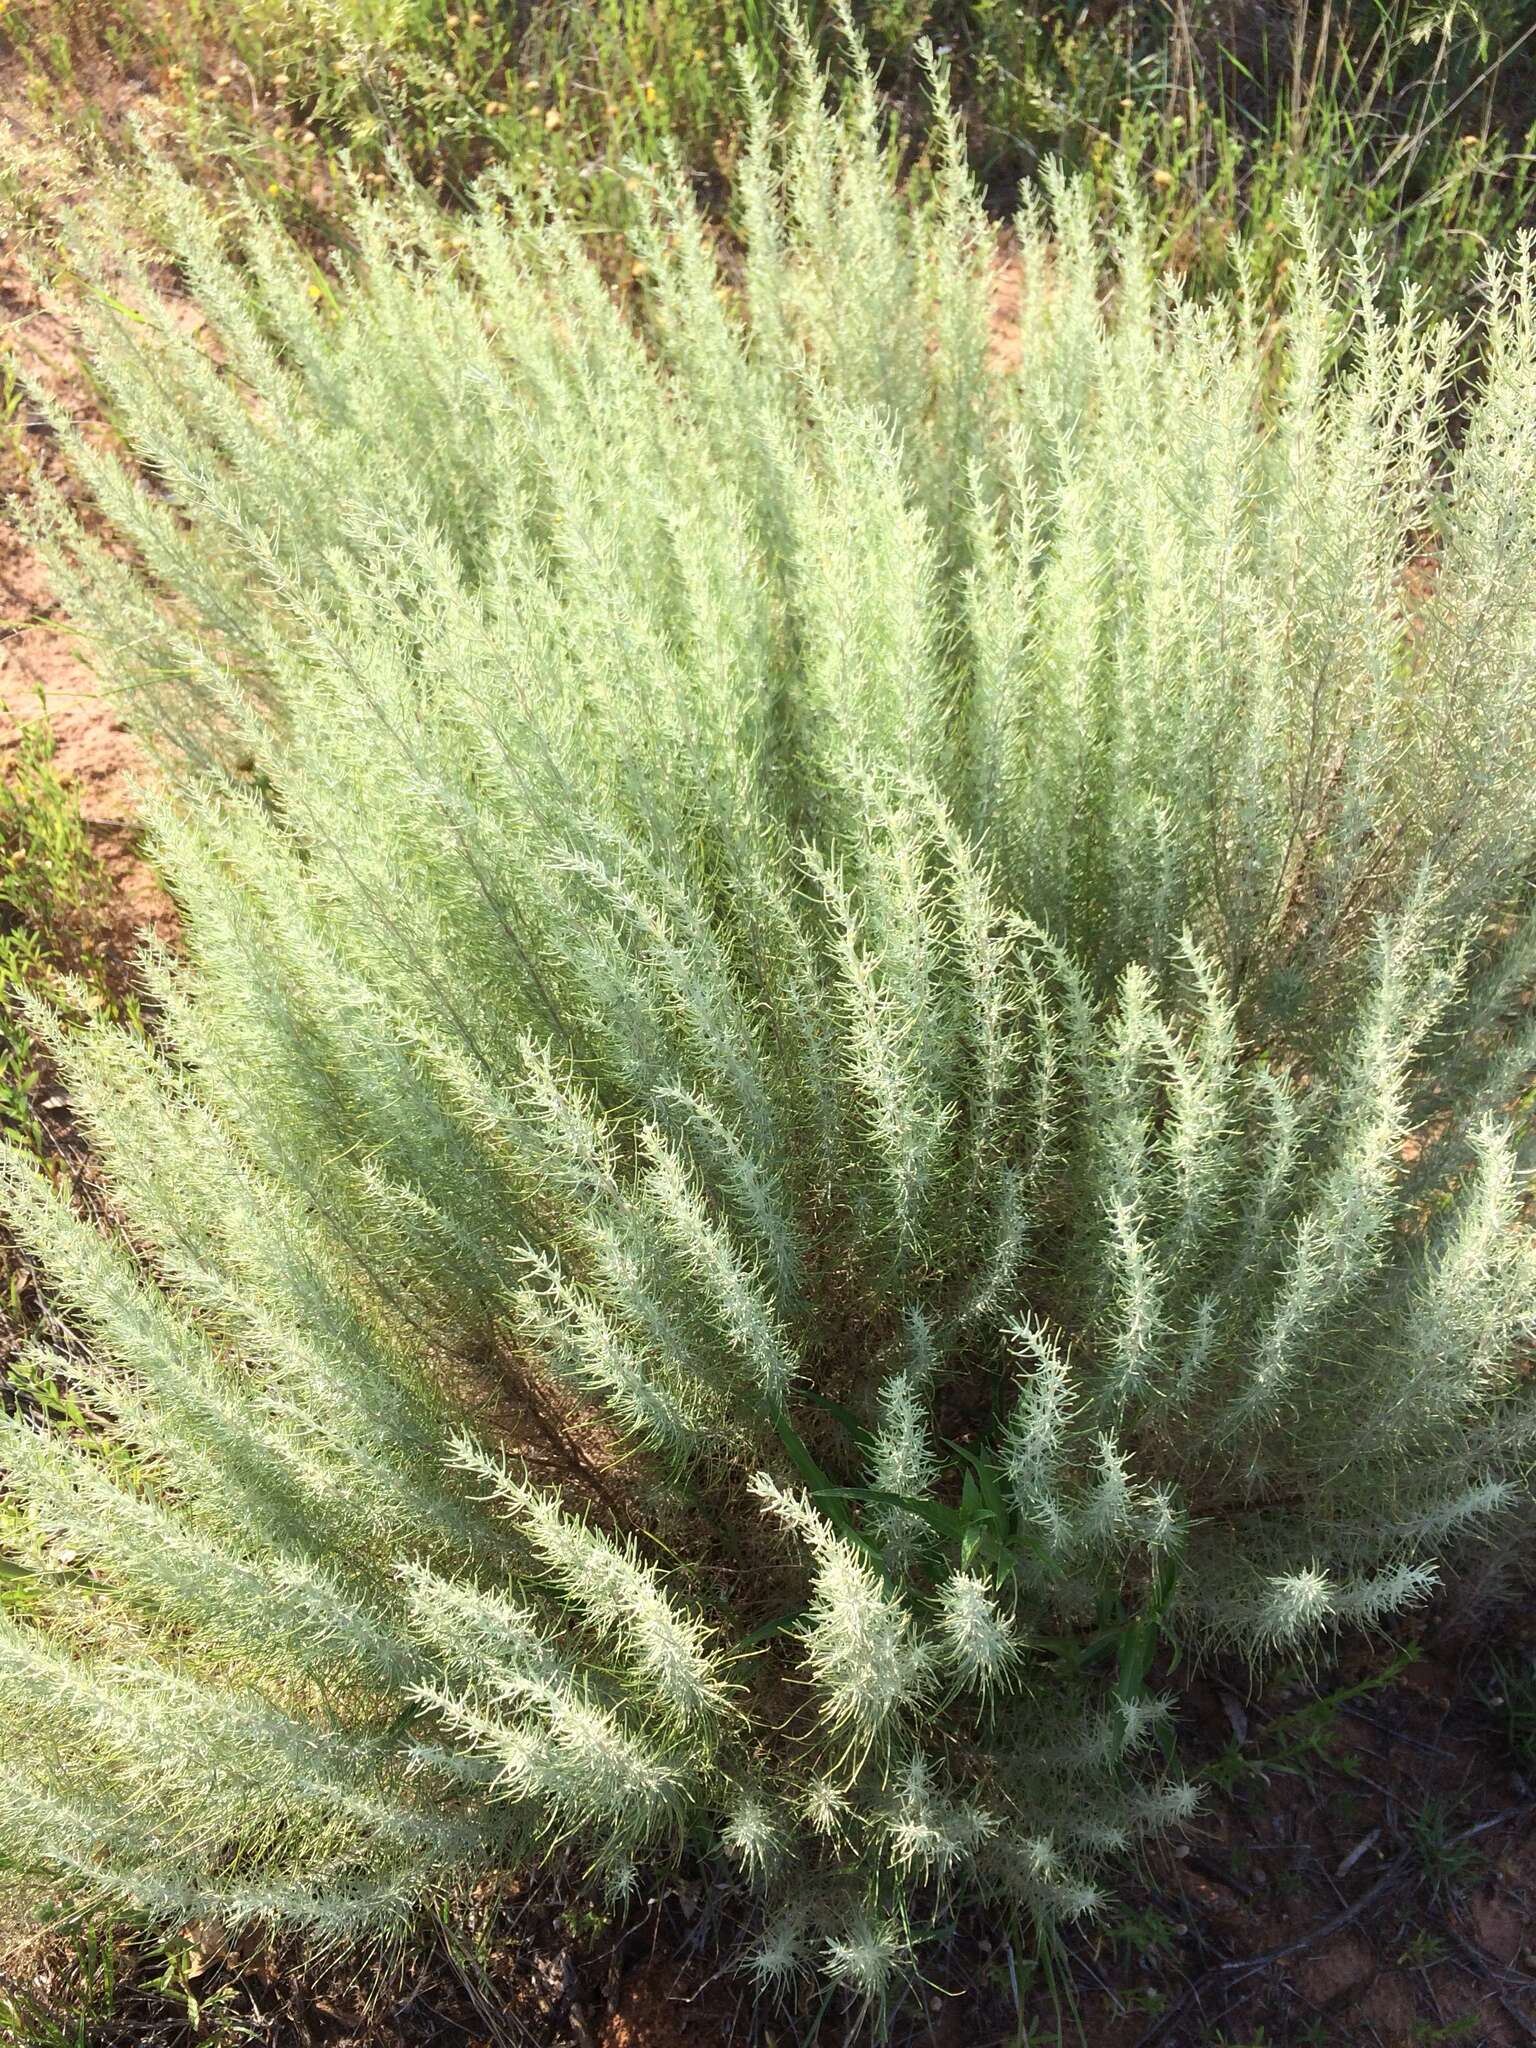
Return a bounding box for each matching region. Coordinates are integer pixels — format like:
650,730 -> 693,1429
0,54 -> 177,955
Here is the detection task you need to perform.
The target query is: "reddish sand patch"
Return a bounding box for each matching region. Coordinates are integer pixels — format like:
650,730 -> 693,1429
598,1959 -> 744,2047
1,57 -> 176,957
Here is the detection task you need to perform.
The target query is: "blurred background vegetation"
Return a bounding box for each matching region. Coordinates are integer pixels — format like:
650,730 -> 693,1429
4,1 -> 1536,318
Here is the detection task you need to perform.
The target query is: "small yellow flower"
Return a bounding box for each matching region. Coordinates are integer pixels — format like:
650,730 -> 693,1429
1152,168 -> 1173,189
544,106 -> 563,131
643,81 -> 657,103
307,282 -> 322,300
267,180 -> 281,197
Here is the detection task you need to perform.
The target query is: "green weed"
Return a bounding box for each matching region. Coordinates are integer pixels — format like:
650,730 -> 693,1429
1408,1796 -> 1487,1897
1206,1653 -> 1422,1793
1480,1650 -> 1536,1771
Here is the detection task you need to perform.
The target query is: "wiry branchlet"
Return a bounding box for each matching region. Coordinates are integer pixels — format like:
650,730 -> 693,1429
935,1572 -> 1022,1694
752,1475 -> 934,1760
866,1367 -> 940,1564
450,1439 -> 737,1733
822,1912 -> 910,2005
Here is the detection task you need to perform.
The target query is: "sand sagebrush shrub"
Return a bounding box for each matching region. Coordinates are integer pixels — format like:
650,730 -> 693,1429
6,35 -> 1536,2010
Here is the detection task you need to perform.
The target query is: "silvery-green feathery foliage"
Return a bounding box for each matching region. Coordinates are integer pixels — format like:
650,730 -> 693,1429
5,19 -> 1536,2014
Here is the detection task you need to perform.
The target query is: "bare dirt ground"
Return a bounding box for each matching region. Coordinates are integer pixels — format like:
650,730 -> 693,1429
0,521 -> 173,949
0,49 -> 176,953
